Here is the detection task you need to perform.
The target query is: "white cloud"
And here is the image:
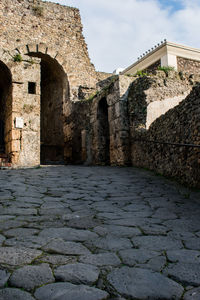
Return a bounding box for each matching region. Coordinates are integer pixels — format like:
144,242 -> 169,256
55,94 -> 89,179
45,0 -> 200,72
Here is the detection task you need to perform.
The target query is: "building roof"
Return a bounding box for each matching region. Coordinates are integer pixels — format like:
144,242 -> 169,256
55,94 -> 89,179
121,41 -> 200,75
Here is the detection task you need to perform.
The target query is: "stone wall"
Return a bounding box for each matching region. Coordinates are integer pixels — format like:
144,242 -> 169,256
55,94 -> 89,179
177,57 -> 200,74
128,72 -> 200,187
0,0 -> 97,98
90,76 -> 133,165
145,60 -> 161,74
128,70 -> 195,133
0,52 -> 41,167
0,0 -> 98,167
64,75 -> 133,166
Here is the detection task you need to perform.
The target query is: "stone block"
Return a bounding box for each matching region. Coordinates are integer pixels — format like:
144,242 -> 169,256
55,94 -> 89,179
12,130 -> 21,140
11,140 -> 20,152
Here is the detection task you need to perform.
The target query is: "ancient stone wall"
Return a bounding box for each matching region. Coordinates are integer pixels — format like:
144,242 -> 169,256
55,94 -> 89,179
130,85 -> 200,187
89,76 -> 133,165
0,0 -> 99,167
177,57 -> 200,74
0,0 -> 97,99
64,75 -> 133,166
128,72 -> 200,187
128,70 -> 194,133
145,60 -> 161,74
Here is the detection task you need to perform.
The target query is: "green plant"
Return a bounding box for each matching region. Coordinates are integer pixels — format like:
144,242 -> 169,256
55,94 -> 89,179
85,91 -> 99,101
158,66 -> 175,75
13,53 -> 23,62
135,70 -> 148,77
32,5 -> 44,17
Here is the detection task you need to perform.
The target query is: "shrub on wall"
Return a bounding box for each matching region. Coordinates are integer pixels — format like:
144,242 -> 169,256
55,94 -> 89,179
32,5 -> 44,17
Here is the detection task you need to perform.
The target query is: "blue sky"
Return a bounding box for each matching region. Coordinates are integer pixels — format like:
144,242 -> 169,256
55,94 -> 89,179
159,0 -> 183,11
45,0 -> 200,72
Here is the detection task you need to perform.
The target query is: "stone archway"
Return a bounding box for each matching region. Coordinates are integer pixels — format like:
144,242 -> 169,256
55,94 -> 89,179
17,43 -> 70,164
97,97 -> 110,165
0,61 -> 12,155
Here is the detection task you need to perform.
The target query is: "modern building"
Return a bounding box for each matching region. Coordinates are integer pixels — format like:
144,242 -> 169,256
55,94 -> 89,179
121,41 -> 200,75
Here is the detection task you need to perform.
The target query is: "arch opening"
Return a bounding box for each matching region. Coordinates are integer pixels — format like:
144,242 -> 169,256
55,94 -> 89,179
97,97 -> 110,165
0,61 -> 12,155
28,52 -> 69,164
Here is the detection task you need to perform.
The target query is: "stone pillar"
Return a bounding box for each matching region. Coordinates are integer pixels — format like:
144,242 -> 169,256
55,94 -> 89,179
10,57 -> 41,167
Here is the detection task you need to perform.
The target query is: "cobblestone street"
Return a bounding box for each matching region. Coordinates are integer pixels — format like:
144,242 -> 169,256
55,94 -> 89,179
0,166 -> 200,299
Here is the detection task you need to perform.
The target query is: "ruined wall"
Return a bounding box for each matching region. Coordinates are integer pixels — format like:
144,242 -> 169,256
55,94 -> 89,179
128,70 -> 194,133
177,57 -> 200,74
63,100 -> 92,164
0,0 -> 99,167
145,60 -> 161,74
90,76 -> 133,165
130,85 -> 200,187
63,75 -> 133,166
0,0 -> 97,99
128,72 -> 200,187
0,52 -> 41,167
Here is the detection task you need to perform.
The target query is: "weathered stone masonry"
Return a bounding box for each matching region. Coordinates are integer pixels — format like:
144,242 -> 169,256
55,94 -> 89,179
126,71 -> 200,187
0,0 -> 98,167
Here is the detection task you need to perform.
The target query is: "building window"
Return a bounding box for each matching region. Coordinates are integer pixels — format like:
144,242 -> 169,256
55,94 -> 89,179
28,82 -> 36,94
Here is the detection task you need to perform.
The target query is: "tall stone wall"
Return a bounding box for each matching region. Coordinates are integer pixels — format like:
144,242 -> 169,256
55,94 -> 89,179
128,70 -> 194,134
128,72 -> 200,187
64,75 -> 133,166
90,76 -> 132,166
0,0 -> 97,99
0,0 -> 99,167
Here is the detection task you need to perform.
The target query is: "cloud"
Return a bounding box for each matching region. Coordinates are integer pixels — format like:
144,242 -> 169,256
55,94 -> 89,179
45,0 -> 200,72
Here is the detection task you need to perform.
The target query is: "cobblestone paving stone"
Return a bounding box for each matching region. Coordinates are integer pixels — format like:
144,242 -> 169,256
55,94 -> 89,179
0,165 -> 199,299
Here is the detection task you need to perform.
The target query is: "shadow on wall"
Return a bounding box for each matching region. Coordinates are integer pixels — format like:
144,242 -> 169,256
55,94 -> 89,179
28,52 -> 70,165
97,97 -> 110,165
0,61 -> 12,156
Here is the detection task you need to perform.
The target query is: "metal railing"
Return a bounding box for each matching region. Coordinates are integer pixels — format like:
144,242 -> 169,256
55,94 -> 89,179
134,139 -> 200,149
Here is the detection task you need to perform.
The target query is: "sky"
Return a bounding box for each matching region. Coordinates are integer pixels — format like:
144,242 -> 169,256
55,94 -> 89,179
45,0 -> 200,73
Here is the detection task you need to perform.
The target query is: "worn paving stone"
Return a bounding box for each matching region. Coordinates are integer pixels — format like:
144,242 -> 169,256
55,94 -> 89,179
167,249 -> 200,263
140,223 -> 169,235
183,238 -> 200,250
34,282 -> 109,300
67,216 -> 101,229
54,263 -> 100,285
152,208 -> 177,220
107,266 -> 184,299
94,225 -> 141,237
163,263 -> 200,286
0,220 -> 28,231
0,207 -> 37,215
42,238 -> 91,255
0,247 -> 42,266
39,227 -> 98,242
35,254 -> 77,266
119,249 -> 162,265
0,234 -> 5,245
137,255 -> 166,272
0,269 -> 10,287
0,288 -> 35,300
132,235 -> 183,251
79,253 -> 121,266
183,287 -> 200,300
85,235 -> 132,252
4,228 -> 39,238
9,263 -> 55,291
4,236 -> 52,249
